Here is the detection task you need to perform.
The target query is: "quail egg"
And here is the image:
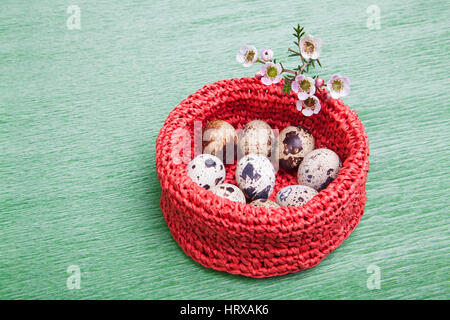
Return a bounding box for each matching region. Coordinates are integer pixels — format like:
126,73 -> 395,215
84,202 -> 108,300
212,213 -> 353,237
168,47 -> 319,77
278,125 -> 315,172
186,154 -> 225,190
297,148 -> 342,191
210,183 -> 246,204
275,185 -> 318,207
236,154 -> 276,201
250,198 -> 280,208
238,120 -> 275,157
202,120 -> 237,164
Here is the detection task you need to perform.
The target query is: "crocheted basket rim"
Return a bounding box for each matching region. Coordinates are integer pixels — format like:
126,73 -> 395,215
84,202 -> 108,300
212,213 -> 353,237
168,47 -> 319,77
156,77 -> 369,234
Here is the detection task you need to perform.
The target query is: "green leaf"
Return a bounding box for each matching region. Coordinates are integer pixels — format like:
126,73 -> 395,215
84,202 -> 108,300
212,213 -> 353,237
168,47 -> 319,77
282,75 -> 294,95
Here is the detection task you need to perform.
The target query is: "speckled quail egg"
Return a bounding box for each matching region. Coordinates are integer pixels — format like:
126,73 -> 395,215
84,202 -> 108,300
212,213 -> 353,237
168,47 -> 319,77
297,148 -> 342,191
210,183 -> 246,204
236,154 -> 276,201
202,120 -> 237,164
238,120 -> 275,157
275,185 -> 318,207
186,154 -> 225,190
250,198 -> 280,208
278,125 -> 315,172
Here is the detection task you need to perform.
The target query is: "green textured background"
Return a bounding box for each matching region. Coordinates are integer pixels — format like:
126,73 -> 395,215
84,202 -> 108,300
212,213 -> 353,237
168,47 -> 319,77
1,0 -> 449,299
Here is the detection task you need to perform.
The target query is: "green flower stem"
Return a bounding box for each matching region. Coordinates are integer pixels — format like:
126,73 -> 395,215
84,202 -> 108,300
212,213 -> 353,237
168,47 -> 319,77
256,58 -> 296,75
280,63 -> 296,75
288,48 -> 301,55
256,58 -> 265,64
299,59 -> 312,74
288,49 -> 309,73
286,48 -> 312,74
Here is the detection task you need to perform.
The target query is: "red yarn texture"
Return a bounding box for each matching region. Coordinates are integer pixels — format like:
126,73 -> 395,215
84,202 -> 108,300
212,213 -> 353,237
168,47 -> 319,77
156,77 -> 370,278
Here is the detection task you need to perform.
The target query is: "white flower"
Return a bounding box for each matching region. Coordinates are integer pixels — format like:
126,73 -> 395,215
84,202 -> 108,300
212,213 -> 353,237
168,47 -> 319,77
260,48 -> 274,61
327,74 -> 351,99
291,74 -> 316,100
296,95 -> 321,116
300,34 -> 322,60
257,62 -> 283,85
236,45 -> 258,67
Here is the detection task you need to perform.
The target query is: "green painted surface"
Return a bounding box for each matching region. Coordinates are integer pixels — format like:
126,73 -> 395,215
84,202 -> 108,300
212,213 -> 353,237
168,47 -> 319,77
1,0 -> 449,299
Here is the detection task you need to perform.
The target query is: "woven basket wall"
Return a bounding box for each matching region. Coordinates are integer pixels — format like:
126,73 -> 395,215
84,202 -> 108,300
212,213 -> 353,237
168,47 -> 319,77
156,77 -> 369,278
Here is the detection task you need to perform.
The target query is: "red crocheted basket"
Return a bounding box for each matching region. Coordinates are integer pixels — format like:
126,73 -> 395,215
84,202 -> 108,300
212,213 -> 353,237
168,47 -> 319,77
156,77 -> 369,278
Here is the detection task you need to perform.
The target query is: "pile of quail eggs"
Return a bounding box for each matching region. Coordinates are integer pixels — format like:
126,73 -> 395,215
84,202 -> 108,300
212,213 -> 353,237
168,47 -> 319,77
186,119 -> 342,208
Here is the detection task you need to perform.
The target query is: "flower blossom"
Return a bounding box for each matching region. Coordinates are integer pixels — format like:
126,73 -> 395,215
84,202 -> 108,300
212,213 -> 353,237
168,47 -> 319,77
257,62 -> 283,85
327,74 -> 350,99
291,75 -> 316,100
300,34 -> 322,60
236,45 -> 258,67
260,48 -> 274,61
296,95 -> 321,116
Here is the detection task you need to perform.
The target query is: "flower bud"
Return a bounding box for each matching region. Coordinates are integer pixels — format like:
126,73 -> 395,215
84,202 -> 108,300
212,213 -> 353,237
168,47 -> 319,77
315,77 -> 325,88
260,48 -> 274,61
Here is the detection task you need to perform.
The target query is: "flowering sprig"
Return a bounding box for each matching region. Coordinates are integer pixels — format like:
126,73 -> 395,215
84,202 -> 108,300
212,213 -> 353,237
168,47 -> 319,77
236,24 -> 351,116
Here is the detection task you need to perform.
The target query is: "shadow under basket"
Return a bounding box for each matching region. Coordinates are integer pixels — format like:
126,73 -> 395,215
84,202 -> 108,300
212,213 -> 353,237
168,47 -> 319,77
156,77 -> 369,278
